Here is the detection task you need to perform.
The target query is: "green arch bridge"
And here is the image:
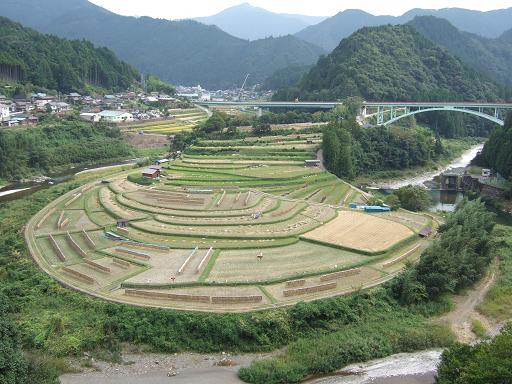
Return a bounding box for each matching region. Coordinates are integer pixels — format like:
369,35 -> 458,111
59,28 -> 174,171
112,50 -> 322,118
196,101 -> 512,126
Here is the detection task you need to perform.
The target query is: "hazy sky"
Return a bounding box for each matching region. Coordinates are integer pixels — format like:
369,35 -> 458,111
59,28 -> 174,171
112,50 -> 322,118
88,0 -> 512,19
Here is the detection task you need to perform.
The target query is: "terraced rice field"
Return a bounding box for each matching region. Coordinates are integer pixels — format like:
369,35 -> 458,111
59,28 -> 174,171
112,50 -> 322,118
123,108 -> 208,134
25,134 -> 434,312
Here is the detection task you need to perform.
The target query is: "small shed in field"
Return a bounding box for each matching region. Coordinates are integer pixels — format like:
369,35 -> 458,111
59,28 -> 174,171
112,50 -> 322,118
419,227 -> 433,238
142,168 -> 161,179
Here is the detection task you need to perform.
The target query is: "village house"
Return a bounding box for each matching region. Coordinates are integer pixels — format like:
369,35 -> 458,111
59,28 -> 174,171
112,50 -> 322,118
67,92 -> 82,103
48,101 -> 71,113
14,100 -> 35,113
0,104 -> 10,122
98,110 -> 133,123
79,112 -> 101,122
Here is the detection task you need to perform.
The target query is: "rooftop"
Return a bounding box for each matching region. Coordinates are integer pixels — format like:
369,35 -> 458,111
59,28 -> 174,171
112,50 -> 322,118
98,110 -> 131,117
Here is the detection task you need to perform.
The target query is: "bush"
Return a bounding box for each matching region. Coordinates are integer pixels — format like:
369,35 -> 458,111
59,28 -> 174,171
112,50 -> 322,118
394,185 -> 432,211
127,174 -> 155,186
384,194 -> 401,210
437,324 -> 512,384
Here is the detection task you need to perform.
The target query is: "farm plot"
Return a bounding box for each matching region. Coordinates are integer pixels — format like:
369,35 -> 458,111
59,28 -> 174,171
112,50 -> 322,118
99,188 -> 148,220
112,285 -> 269,311
123,190 -> 213,211
373,210 -> 431,232
302,210 -> 415,254
207,241 -> 370,283
131,209 -> 328,239
26,132 -> 433,312
265,266 -> 385,303
122,247 -> 212,284
110,225 -> 298,250
35,209 -> 98,234
67,257 -> 143,287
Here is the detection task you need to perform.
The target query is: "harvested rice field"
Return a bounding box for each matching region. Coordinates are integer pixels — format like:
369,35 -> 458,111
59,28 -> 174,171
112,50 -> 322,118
302,210 -> 415,254
25,134 -> 434,312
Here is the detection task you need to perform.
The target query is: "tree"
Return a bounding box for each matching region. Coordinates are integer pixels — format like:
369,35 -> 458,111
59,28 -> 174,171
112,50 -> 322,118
171,133 -> 186,152
437,325 -> 512,384
252,122 -> 272,136
394,185 -> 432,211
0,315 -> 28,384
201,112 -> 226,133
384,194 -> 401,210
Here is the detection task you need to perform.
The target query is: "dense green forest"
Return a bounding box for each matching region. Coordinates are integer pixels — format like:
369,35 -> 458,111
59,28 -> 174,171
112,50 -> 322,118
0,117 -> 133,180
409,16 -> 512,87
0,17 -> 139,93
392,199 -> 495,303
477,113 -> 512,178
322,117 -> 444,180
436,325 -> 512,383
0,0 -> 324,89
274,24 -> 507,102
264,65 -> 312,90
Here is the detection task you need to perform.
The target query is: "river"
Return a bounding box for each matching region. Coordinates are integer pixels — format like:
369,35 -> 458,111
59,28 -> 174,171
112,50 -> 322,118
305,350 -> 442,384
376,144 -> 483,190
0,158 -> 139,203
374,144 -> 484,212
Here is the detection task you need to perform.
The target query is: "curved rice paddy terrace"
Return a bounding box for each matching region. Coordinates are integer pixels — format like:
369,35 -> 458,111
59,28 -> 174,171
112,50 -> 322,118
25,134 -> 436,312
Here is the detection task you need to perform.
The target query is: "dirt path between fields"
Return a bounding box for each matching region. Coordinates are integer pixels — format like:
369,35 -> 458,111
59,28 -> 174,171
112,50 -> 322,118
438,258 -> 502,343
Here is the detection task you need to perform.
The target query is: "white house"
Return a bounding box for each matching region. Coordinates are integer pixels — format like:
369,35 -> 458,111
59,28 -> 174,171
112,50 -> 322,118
0,104 -> 10,122
48,101 -> 71,113
98,110 -> 133,123
79,112 -> 101,122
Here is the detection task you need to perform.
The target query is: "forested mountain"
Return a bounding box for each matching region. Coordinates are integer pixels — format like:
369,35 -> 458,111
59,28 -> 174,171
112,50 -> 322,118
295,8 -> 512,51
274,25 -> 506,102
195,3 -> 325,41
0,17 -> 138,93
0,0 -> 325,89
264,65 -> 312,90
478,113 -> 512,178
409,16 -> 512,86
295,10 -> 396,51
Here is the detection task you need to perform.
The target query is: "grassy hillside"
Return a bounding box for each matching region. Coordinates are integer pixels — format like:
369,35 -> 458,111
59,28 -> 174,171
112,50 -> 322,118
275,25 -> 506,102
0,16 -> 139,93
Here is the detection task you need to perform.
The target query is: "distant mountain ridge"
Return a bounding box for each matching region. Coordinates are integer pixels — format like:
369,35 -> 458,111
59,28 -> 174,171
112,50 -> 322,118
409,16 -> 512,86
0,0 -> 325,89
274,24 -> 506,102
296,7 -> 512,51
195,3 -> 326,40
0,16 -> 138,93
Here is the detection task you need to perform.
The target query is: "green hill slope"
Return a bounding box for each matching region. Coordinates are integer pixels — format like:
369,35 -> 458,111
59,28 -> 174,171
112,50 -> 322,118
0,16 -> 139,93
409,16 -> 512,87
275,24 -> 505,102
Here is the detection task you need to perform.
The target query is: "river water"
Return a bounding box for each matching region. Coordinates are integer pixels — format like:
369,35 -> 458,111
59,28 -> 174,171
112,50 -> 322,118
374,144 -> 484,212
0,158 -> 138,203
305,350 -> 442,384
